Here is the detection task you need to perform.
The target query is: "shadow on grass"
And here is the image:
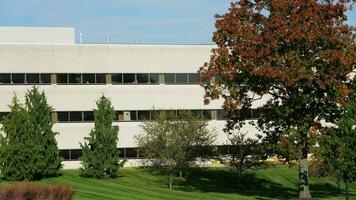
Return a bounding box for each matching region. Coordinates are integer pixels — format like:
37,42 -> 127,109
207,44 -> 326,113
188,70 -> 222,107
144,167 -> 347,200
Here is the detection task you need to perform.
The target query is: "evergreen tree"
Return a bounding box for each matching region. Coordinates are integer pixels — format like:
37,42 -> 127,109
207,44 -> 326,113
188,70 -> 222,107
80,96 -> 121,178
0,96 -> 40,180
25,86 -> 62,177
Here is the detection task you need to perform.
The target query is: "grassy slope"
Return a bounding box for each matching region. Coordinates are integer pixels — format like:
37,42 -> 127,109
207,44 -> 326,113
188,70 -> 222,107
1,165 -> 355,200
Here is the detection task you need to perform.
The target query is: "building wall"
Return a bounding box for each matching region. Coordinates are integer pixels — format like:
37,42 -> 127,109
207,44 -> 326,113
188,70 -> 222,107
0,43 -> 263,168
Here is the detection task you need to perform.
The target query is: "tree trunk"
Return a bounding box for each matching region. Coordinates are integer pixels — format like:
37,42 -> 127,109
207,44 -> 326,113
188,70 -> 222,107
169,173 -> 173,190
345,178 -> 349,200
179,170 -> 182,178
299,138 -> 312,199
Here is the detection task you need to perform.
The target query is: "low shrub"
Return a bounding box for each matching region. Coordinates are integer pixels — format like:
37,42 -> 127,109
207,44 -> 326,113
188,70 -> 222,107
0,182 -> 74,200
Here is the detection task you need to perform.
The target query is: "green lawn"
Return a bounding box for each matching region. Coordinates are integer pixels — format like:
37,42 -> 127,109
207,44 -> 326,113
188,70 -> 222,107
1,165 -> 355,200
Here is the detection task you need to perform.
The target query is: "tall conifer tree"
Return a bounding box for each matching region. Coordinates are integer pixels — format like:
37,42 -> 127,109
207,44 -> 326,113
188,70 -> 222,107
80,96 -> 121,178
25,87 -> 62,177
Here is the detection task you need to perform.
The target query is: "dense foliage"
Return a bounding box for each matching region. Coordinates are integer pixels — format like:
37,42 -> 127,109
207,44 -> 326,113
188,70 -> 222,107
136,111 -> 216,189
199,0 -> 355,198
80,96 -> 122,178
319,85 -> 356,200
0,87 -> 61,180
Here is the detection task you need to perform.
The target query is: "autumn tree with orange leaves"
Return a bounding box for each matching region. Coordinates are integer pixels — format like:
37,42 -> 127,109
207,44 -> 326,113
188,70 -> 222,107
199,0 -> 355,198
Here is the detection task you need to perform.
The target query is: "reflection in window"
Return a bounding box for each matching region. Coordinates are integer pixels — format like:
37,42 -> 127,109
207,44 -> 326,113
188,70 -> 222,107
202,110 -> 212,120
40,74 -> 51,84
125,148 -> 138,158
82,74 -> 95,84
149,74 -> 159,84
83,111 -> 94,121
59,150 -> 70,160
188,73 -> 198,84
164,74 -> 175,84
138,111 -> 150,120
176,74 -> 188,84
12,74 -> 25,84
112,73 -> 122,84
57,74 -> 68,84
57,112 -> 69,122
69,74 -> 81,84
96,74 -> 106,84
217,110 -> 226,120
70,149 -> 82,160
123,74 -> 136,84
137,74 -> 149,84
0,74 -> 11,84
26,74 -> 40,84
69,111 -> 82,122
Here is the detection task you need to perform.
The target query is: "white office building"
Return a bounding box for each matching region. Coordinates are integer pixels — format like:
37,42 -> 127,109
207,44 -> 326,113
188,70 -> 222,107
0,27 -> 263,168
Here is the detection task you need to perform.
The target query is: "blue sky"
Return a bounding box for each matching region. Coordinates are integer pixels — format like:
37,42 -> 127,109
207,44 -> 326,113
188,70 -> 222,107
0,0 -> 355,44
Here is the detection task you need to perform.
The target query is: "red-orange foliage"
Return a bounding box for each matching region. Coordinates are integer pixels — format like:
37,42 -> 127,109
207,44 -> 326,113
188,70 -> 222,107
199,0 -> 355,198
0,182 -> 74,200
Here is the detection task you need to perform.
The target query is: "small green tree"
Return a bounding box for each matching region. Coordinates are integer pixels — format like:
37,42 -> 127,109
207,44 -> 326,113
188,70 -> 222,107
25,87 -> 62,177
319,98 -> 356,200
0,96 -> 39,180
136,111 -> 216,190
80,96 -> 121,178
227,132 -> 263,188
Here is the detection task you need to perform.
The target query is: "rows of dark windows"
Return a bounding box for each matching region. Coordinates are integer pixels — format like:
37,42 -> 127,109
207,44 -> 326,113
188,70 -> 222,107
57,73 -> 106,84
60,148 -> 143,160
57,109 -> 215,122
0,109 -> 263,123
60,145 -> 243,161
0,73 -> 199,85
0,73 -> 51,84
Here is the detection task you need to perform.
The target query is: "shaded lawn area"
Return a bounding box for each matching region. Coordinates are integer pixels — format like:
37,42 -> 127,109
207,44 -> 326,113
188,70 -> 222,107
0,165 -> 354,200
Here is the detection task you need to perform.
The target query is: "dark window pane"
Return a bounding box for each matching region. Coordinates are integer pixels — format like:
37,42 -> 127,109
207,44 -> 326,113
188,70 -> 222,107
137,74 -> 149,84
188,73 -> 198,84
217,110 -> 226,120
96,74 -> 106,84
26,74 -> 40,84
138,111 -> 150,121
130,111 -> 137,121
149,74 -> 159,84
82,74 -> 95,84
40,74 -> 51,84
59,150 -> 70,160
12,74 -> 25,84
0,74 -> 11,84
70,149 -> 82,160
70,111 -> 82,122
123,74 -> 136,84
112,74 -> 122,84
164,74 -> 175,84
57,74 -> 68,84
176,74 -> 188,84
57,112 -> 69,122
125,148 -> 138,158
0,112 -> 9,121
69,74 -> 81,84
203,110 -> 212,120
83,111 -> 94,121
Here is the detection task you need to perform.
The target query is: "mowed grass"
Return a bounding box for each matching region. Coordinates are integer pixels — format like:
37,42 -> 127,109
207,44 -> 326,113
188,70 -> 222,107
0,165 -> 355,200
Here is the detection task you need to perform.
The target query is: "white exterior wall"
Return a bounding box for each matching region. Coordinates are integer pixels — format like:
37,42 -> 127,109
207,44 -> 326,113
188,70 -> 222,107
0,43 -> 262,168
0,27 -> 75,44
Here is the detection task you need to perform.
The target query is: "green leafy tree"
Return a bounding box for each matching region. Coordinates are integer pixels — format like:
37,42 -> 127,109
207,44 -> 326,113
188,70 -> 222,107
80,96 -> 122,178
198,1 -> 355,198
0,96 -> 39,180
227,132 -> 264,188
25,87 -> 62,177
319,87 -> 356,200
136,111 -> 216,190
